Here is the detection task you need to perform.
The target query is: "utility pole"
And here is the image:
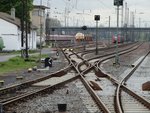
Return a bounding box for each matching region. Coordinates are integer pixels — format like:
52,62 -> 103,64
116,4 -> 119,64
21,0 -> 25,58
39,0 -> 43,66
121,4 -> 124,27
25,0 -> 29,59
109,16 -> 111,45
139,18 -> 141,40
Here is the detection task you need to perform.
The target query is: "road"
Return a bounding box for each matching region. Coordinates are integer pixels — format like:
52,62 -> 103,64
0,48 -> 56,62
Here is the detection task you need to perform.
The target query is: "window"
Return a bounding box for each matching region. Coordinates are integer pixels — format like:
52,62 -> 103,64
32,10 -> 44,17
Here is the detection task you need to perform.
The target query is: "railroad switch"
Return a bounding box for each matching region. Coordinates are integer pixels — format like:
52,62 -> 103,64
32,66 -> 37,71
57,104 -> 67,112
113,62 -> 120,68
131,64 -> 135,67
28,68 -> 33,73
16,76 -> 23,80
95,77 -> 101,81
0,80 -> 4,86
66,89 -> 69,94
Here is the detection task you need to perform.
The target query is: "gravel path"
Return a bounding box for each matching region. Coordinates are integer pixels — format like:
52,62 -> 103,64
5,79 -> 94,113
101,43 -> 149,81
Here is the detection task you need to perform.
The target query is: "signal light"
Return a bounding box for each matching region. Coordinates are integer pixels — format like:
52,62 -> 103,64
94,15 -> 100,21
114,0 -> 123,6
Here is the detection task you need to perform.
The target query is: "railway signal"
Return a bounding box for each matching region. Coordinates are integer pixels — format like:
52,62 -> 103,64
81,26 -> 87,50
94,15 -> 100,55
114,0 -> 123,6
114,0 -> 123,65
81,26 -> 87,30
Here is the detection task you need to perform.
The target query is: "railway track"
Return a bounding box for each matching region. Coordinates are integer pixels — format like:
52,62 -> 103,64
2,43 -> 104,112
96,45 -> 150,112
63,43 -> 131,112
1,67 -> 78,104
1,42 -> 149,113
66,43 -> 150,113
126,54 -> 150,102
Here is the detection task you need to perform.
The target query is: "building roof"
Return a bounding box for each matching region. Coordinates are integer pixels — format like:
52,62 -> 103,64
0,12 -> 20,27
0,12 -> 38,29
34,5 -> 50,9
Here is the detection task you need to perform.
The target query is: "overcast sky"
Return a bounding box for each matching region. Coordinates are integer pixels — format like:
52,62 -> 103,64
34,0 -> 150,27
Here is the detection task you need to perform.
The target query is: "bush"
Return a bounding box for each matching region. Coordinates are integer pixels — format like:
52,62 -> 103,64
0,37 -> 5,51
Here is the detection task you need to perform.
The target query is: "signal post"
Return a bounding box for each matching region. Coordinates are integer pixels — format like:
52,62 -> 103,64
114,0 -> 123,65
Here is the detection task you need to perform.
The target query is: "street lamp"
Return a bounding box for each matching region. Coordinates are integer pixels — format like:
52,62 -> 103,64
94,15 -> 100,55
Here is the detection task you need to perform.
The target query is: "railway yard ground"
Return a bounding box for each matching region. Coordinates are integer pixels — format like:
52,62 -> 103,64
0,42 -> 149,113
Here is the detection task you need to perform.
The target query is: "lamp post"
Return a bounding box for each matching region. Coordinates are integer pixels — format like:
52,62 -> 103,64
94,15 -> 100,55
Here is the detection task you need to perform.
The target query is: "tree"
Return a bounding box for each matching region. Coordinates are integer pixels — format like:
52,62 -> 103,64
0,0 -> 33,20
0,37 -> 5,51
46,18 -> 62,35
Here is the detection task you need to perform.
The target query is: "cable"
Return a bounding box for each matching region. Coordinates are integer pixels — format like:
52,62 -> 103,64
97,0 -> 112,9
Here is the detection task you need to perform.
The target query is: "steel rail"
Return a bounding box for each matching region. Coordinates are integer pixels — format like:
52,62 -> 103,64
73,43 -> 149,113
2,75 -> 80,106
62,49 -> 111,113
0,64 -> 72,96
96,49 -> 150,112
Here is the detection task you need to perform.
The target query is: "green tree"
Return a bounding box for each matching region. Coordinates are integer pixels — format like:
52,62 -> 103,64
0,37 -> 5,51
0,0 -> 33,20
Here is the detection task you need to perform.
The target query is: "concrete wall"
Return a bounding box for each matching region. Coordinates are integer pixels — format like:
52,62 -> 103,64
0,18 -> 37,50
0,18 -> 20,50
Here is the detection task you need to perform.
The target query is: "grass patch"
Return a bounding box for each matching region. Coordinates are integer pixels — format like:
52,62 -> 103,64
0,50 -> 39,56
0,54 -> 48,75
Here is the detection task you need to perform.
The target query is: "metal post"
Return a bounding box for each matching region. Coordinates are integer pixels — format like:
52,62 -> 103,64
82,26 -> 87,50
139,18 -> 141,40
21,0 -> 25,57
96,21 -> 98,55
121,5 -> 124,27
115,5 -> 119,64
25,0 -> 29,59
0,103 -> 3,113
83,32 -> 85,51
109,16 -> 111,45
39,0 -> 42,66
